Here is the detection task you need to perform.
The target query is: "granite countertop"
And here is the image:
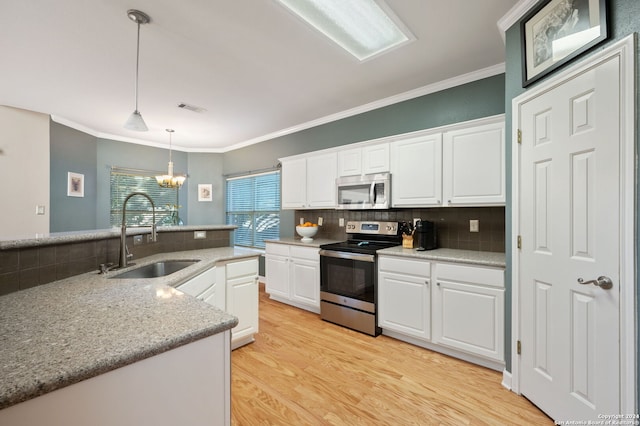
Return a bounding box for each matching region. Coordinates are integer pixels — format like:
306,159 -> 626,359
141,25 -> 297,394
0,225 -> 238,250
0,246 -> 260,410
266,237 -> 341,248
377,247 -> 506,268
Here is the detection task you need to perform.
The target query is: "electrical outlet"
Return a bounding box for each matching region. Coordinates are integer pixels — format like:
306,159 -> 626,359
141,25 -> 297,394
35,205 -> 45,215
194,231 -> 206,239
470,220 -> 479,232
318,217 -> 323,226
300,217 -> 304,225
413,218 -> 420,227
339,218 -> 345,227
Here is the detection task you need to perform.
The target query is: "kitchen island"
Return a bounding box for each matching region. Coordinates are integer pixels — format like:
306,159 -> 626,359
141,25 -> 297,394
0,246 -> 259,426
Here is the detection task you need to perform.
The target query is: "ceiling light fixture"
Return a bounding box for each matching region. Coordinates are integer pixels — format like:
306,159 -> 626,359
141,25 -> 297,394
156,129 -> 186,188
275,0 -> 414,61
124,9 -> 150,131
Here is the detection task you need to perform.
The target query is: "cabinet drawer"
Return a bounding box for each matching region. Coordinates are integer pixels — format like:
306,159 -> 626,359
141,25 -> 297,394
227,258 -> 258,279
379,256 -> 430,277
290,245 -> 318,261
176,266 -> 216,297
266,243 -> 290,257
435,263 -> 504,288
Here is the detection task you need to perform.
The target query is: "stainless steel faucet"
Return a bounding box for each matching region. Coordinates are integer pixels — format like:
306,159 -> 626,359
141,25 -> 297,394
120,192 -> 157,269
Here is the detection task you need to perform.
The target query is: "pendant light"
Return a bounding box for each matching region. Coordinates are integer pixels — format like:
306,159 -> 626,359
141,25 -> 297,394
156,129 -> 186,188
124,9 -> 150,131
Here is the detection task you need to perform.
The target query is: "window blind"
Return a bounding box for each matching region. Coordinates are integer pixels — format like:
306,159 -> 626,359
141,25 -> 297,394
226,171 -> 280,248
110,168 -> 179,227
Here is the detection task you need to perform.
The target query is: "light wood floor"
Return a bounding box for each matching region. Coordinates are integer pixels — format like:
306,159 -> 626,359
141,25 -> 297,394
231,284 -> 552,425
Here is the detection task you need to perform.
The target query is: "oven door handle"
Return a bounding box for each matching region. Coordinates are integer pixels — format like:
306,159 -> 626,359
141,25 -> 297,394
319,249 -> 375,263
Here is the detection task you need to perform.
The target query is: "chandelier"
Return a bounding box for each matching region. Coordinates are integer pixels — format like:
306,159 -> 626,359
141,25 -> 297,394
156,129 -> 186,188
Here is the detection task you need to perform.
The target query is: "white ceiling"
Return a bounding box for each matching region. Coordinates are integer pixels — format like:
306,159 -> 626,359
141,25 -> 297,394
0,0 -> 520,152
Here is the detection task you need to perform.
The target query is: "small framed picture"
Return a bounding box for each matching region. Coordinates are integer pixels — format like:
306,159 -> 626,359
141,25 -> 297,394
521,0 -> 608,87
198,184 -> 212,202
67,172 -> 84,197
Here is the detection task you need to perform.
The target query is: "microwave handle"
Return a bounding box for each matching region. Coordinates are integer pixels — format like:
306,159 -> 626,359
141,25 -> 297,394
370,182 -> 376,204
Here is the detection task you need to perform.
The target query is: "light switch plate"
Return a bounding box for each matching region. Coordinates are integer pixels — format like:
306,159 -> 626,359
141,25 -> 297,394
339,218 -> 345,227
318,217 -> 323,226
470,220 -> 479,232
35,205 -> 45,215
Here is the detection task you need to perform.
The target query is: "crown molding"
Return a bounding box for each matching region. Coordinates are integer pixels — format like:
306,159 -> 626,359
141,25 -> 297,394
497,0 -> 539,40
222,63 -> 506,153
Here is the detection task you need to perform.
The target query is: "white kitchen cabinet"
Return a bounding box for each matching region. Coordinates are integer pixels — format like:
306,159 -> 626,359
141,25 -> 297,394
281,152 -> 337,209
378,256 -> 431,340
265,242 -> 320,313
177,258 -> 259,350
390,133 -> 443,207
221,258 -> 259,350
432,262 -> 504,363
442,120 -> 505,206
176,266 -> 225,310
338,143 -> 389,176
281,157 -> 307,209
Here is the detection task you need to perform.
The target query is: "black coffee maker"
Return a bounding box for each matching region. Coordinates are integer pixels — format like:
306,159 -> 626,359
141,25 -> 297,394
415,220 -> 437,251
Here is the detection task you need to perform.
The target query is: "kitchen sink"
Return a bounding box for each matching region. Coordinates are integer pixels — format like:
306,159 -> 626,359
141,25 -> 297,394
109,260 -> 200,279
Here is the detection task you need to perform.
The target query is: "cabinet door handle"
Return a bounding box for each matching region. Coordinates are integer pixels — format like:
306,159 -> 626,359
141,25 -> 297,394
437,282 -> 441,286
425,281 -> 429,286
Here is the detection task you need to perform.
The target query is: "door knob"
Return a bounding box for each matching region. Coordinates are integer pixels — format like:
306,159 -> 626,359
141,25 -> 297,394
577,276 -> 613,290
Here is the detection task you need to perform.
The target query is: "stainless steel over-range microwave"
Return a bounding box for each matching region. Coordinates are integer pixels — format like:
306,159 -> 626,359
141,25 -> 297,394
336,172 -> 390,210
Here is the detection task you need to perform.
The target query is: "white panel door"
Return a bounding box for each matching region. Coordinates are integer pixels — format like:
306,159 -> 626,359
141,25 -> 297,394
337,147 -> 362,176
518,55 -> 621,420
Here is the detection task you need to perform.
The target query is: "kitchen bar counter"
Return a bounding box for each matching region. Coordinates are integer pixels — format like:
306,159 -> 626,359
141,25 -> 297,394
0,225 -> 237,250
377,247 -> 506,268
0,246 -> 259,410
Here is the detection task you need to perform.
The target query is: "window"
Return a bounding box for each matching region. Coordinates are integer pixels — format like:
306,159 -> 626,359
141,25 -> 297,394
226,171 -> 280,249
110,168 -> 179,227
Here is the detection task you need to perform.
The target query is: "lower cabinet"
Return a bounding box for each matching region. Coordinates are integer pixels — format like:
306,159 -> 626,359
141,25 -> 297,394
176,257 -> 259,350
223,258 -> 260,350
378,256 -> 431,340
378,254 -> 505,370
265,243 -> 320,313
432,262 -> 504,363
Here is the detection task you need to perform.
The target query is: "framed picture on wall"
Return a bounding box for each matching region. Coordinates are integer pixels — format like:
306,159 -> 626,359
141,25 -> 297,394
198,184 -> 212,202
67,172 -> 84,197
521,0 -> 608,87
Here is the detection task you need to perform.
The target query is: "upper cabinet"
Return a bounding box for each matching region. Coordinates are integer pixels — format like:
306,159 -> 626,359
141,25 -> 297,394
390,133 -> 443,207
442,120 -> 505,206
338,143 -> 390,177
281,152 -> 337,209
391,116 -> 505,208
280,115 -> 505,210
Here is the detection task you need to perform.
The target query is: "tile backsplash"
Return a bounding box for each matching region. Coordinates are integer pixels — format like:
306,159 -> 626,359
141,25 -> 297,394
295,207 -> 505,253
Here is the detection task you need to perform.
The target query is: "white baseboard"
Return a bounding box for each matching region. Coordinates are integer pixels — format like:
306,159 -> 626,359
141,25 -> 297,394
501,370 -> 513,391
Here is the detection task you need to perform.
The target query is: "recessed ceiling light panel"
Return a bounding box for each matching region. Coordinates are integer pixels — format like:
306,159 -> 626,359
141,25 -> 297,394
276,0 -> 415,61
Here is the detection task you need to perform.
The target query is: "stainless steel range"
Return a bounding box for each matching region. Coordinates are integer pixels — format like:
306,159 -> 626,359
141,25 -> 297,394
319,221 -> 401,336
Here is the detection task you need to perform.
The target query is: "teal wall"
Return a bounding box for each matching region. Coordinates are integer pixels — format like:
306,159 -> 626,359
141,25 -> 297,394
503,0 -> 640,379
50,121 -> 97,231
223,74 -> 506,239
49,122 -> 224,231
222,74 -> 506,176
